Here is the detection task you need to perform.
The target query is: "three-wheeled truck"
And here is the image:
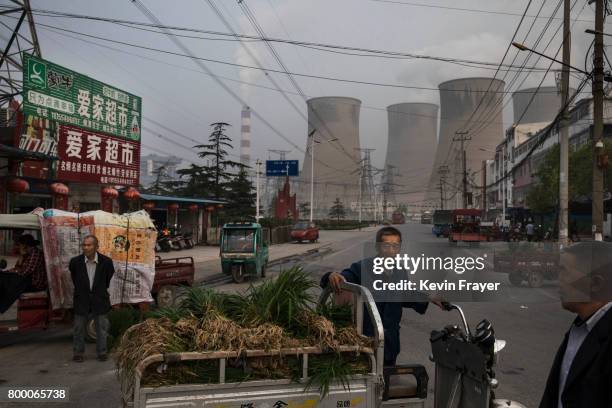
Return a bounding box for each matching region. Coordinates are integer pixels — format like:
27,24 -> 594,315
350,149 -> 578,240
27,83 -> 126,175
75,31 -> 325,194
120,282 -> 525,408
448,209 -> 491,243
0,212 -> 194,339
220,222 -> 269,283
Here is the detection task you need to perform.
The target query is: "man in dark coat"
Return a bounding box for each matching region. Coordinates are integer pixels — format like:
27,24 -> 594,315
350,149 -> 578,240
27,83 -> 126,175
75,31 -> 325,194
69,235 -> 115,362
539,241 -> 612,408
321,226 -> 443,366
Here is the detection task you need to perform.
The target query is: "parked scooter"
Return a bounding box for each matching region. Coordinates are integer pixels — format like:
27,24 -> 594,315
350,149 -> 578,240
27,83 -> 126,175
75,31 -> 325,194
431,303 -> 526,408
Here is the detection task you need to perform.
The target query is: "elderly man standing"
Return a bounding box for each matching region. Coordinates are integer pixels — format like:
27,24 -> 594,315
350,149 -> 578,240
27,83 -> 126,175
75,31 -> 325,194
69,235 -> 115,363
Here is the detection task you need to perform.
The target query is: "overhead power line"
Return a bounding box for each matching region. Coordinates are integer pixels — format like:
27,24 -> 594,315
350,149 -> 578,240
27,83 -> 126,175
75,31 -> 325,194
366,0 -> 602,23
2,6 -> 578,73
9,16 -> 584,95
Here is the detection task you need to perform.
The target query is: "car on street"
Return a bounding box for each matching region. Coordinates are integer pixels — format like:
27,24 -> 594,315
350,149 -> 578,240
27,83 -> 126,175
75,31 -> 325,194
290,221 -> 319,243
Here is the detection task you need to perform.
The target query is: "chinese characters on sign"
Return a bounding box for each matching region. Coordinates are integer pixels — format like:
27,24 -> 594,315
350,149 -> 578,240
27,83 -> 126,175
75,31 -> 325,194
57,125 -> 140,186
22,53 -> 141,141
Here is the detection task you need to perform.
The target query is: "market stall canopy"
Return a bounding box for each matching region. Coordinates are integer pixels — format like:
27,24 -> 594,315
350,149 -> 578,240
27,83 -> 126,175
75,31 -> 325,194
0,213 -> 40,230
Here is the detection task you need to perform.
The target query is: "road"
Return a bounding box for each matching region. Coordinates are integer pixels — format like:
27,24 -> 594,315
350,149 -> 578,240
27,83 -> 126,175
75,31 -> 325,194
0,223 -> 572,407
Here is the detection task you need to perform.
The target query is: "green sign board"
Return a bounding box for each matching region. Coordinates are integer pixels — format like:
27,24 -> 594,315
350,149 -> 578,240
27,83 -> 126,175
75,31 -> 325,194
22,53 -> 141,141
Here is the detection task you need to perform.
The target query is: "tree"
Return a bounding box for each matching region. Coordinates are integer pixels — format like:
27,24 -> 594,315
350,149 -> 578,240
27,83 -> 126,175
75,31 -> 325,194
143,163 -> 173,195
328,198 -> 346,222
396,203 -> 408,214
298,202 -> 310,218
173,164 -> 216,198
224,168 -> 256,220
195,122 -> 246,200
526,142 -> 612,213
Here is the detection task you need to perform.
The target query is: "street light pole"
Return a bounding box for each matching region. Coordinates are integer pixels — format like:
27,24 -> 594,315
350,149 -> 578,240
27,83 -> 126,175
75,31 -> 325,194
309,130 -> 315,223
255,159 -> 261,221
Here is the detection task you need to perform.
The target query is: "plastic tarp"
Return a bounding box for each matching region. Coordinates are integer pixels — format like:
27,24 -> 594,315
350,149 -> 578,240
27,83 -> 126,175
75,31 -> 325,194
36,209 -> 157,310
0,213 -> 40,230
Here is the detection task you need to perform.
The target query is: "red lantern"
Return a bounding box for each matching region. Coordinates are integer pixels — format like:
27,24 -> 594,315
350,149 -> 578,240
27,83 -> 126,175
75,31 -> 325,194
205,205 -> 215,212
167,203 -> 179,211
49,182 -> 69,195
142,202 -> 155,211
124,187 -> 140,201
189,204 -> 199,212
101,186 -> 119,199
6,177 -> 29,194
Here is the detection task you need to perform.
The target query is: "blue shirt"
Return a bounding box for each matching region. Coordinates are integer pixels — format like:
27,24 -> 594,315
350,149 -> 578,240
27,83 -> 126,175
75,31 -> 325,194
320,257 -> 429,363
558,302 -> 612,408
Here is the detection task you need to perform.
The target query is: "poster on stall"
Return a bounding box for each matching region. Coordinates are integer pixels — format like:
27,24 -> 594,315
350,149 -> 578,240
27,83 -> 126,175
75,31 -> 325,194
36,209 -> 157,310
91,211 -> 156,306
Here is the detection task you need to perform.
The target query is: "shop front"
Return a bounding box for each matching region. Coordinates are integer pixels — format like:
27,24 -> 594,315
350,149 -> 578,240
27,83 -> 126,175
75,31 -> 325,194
139,193 -> 224,244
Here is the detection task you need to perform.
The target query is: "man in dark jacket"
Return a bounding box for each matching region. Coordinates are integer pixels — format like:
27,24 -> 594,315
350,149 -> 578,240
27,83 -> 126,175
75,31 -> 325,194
539,241 -> 612,408
69,235 -> 115,362
321,226 -> 443,366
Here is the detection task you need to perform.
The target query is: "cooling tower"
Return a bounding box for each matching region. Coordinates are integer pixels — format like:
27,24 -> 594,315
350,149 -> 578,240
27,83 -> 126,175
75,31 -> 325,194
298,97 -> 361,219
512,86 -> 574,125
428,78 -> 505,209
385,103 -> 438,211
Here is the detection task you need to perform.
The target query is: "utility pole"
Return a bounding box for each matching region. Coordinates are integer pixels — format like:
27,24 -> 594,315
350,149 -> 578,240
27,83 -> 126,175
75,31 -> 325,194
454,131 -> 471,208
592,0 -> 605,241
482,160 -> 487,212
255,159 -> 261,221
438,165 -> 449,210
558,0 -> 571,246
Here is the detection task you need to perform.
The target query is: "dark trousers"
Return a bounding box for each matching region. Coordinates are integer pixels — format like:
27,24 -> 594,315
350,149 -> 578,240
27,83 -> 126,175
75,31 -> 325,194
73,313 -> 108,357
0,272 -> 31,313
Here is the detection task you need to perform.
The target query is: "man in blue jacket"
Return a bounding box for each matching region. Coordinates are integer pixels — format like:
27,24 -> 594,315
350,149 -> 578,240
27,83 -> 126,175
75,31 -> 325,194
321,226 -> 443,367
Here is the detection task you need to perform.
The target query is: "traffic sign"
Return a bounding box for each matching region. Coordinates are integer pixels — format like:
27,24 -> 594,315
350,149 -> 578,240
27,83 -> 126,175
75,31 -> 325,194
266,160 -> 299,177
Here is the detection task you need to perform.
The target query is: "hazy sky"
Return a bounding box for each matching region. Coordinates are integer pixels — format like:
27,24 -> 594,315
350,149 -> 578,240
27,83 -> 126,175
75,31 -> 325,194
3,0 -> 602,171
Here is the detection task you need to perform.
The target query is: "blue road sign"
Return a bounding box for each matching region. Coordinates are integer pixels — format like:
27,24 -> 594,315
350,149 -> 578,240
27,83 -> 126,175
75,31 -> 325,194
266,160 -> 299,177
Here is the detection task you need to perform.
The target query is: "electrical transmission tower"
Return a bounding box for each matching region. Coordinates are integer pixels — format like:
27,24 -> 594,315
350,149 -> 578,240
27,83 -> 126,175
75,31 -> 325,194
0,0 -> 41,112
353,148 -> 376,220
379,164 -> 401,221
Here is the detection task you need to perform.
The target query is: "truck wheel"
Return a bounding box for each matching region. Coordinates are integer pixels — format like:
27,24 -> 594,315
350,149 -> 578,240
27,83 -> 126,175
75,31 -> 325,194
528,271 -> 544,288
508,271 -> 523,287
85,318 -> 97,343
156,285 -> 177,308
231,265 -> 245,283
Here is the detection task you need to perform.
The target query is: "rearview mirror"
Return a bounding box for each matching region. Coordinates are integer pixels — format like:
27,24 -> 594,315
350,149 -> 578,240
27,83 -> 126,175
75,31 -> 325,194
0,259 -> 7,269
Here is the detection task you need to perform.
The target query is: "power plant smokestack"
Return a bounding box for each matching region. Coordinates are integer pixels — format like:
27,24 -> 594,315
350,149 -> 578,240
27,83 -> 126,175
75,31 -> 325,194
385,103 -> 438,211
512,86 -> 574,125
240,106 -> 251,167
428,77 -> 505,209
299,97 -> 361,218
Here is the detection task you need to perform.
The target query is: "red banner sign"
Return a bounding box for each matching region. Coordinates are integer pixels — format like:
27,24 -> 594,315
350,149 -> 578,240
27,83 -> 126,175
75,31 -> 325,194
57,124 -> 140,186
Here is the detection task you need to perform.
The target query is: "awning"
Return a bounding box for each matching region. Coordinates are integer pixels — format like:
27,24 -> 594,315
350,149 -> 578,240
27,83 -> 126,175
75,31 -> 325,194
0,213 -> 40,230
139,193 -> 225,205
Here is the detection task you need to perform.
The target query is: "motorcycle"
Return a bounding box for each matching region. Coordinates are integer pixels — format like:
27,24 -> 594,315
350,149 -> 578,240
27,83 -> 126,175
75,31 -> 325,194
431,303 -> 526,408
181,233 -> 195,249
